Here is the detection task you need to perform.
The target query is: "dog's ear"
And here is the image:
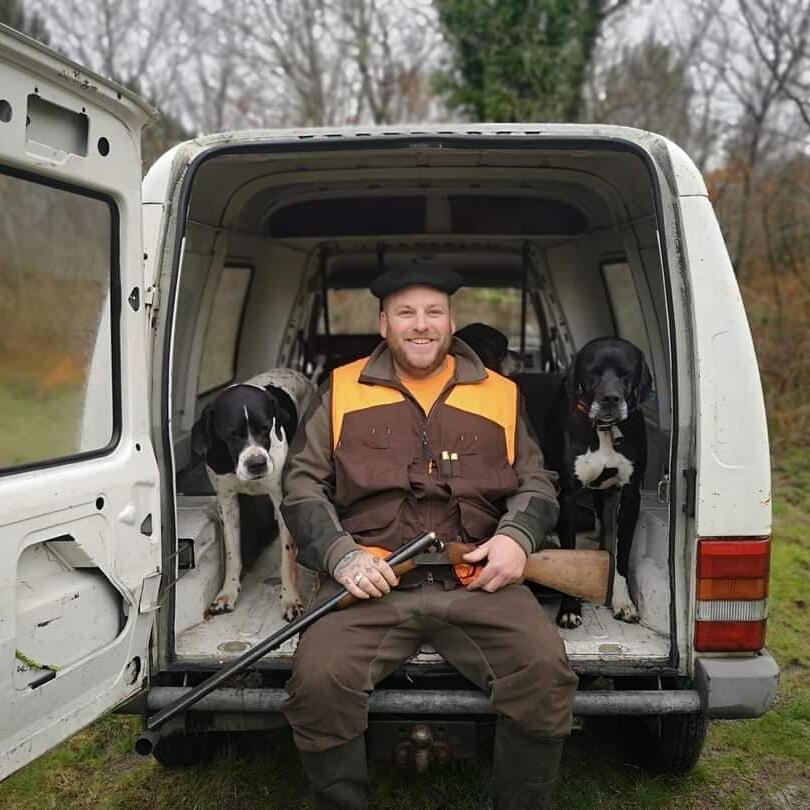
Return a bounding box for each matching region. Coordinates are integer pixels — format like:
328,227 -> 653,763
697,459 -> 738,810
191,404 -> 215,455
633,350 -> 653,408
270,396 -> 295,442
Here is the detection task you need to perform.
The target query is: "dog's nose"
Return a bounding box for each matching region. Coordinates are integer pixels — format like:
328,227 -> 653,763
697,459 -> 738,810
600,394 -> 621,406
246,457 -> 268,474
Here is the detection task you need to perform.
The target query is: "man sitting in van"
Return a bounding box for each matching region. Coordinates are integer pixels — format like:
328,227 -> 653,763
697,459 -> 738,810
281,261 -> 577,809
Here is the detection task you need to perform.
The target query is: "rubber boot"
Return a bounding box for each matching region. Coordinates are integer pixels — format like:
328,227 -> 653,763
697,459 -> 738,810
297,735 -> 370,810
491,718 -> 565,810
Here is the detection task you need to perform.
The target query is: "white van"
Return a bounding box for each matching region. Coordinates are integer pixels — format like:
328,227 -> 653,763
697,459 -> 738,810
0,25 -> 779,780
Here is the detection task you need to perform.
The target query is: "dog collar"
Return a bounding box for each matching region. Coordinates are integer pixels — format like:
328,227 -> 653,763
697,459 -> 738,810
596,423 -> 624,443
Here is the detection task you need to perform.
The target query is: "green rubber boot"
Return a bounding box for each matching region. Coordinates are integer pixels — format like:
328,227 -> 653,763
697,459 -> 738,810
492,719 -> 565,809
298,735 -> 370,810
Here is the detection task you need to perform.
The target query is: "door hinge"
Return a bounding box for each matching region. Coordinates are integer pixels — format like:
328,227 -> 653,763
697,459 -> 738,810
682,468 -> 697,516
143,285 -> 158,309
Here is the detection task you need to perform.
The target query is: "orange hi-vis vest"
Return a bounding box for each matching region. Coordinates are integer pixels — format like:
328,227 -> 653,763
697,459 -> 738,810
329,350 -> 520,585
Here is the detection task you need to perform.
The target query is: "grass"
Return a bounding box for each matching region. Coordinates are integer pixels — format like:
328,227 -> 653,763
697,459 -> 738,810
0,379 -> 85,468
1,449 -> 808,808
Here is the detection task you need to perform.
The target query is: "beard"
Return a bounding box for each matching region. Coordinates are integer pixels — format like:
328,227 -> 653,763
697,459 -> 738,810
387,330 -> 453,378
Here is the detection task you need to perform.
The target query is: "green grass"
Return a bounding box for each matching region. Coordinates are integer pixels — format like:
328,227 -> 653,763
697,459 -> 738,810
0,380 -> 84,468
2,450 -> 809,809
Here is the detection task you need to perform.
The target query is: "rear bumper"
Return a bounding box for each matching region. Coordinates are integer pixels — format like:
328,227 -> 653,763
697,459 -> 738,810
695,650 -> 779,718
145,685 -> 702,717
142,650 -> 778,721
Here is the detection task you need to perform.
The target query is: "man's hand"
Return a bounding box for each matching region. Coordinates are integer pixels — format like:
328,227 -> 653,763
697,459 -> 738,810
462,534 -> 527,592
334,549 -> 400,599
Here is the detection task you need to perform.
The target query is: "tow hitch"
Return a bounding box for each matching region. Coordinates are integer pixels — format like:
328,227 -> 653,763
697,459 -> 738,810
368,720 -> 480,771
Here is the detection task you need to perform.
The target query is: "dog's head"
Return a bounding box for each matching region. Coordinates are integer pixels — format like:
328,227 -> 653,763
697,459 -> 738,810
455,322 -> 523,377
565,337 -> 652,424
191,385 -> 294,481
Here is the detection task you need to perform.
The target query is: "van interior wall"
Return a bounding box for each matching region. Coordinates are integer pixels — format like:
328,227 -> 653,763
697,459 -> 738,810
171,229 -> 307,471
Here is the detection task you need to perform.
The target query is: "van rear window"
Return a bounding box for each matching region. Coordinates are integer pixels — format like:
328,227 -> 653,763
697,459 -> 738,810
321,286 -> 540,349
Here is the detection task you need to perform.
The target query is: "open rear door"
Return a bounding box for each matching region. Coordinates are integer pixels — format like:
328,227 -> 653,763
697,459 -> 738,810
0,25 -> 161,779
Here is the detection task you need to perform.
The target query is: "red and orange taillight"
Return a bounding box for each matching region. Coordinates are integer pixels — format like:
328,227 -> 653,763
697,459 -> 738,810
694,537 -> 770,652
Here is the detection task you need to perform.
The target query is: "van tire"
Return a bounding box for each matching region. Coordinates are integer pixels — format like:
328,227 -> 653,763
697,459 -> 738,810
151,731 -> 222,767
619,711 -> 708,774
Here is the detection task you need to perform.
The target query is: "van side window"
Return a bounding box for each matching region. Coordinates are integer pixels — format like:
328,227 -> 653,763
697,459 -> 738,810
602,260 -> 652,363
197,265 -> 252,394
0,169 -> 115,472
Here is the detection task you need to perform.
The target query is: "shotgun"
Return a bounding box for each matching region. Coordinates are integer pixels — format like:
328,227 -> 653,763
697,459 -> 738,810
147,534 -> 610,730
405,543 -> 611,605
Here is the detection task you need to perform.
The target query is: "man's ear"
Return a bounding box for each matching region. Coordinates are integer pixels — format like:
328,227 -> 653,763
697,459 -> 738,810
634,351 -> 653,407
379,309 -> 388,339
191,404 -> 215,455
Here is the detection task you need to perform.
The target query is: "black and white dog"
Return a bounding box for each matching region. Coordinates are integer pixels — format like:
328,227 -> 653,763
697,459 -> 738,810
544,338 -> 652,629
191,369 -> 315,620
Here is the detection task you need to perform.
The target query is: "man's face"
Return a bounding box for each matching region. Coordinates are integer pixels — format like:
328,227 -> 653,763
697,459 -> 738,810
380,285 -> 455,379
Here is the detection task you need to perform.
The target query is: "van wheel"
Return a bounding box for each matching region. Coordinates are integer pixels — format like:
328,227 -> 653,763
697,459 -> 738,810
151,731 -> 222,767
619,711 -> 708,774
615,677 -> 708,774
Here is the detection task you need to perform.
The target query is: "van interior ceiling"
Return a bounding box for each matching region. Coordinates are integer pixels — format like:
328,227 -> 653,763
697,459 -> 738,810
166,143 -> 675,672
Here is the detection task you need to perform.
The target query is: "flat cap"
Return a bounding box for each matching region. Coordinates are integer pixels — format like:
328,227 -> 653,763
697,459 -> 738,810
370,260 -> 463,300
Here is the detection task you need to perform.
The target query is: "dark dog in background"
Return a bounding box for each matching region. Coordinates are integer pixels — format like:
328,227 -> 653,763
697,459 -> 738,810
543,337 -> 652,629
191,369 -> 315,619
455,322 -> 523,376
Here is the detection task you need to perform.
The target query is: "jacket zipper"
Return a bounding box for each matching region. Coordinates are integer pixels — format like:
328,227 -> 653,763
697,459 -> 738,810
370,372 -> 457,548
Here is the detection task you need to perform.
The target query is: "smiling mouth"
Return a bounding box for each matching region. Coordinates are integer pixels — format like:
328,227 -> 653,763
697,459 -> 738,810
408,338 -> 434,345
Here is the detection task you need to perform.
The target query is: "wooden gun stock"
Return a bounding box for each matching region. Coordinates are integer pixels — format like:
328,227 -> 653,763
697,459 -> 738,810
442,543 -> 611,604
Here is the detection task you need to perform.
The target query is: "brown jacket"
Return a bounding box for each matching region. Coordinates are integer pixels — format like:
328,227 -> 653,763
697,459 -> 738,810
281,339 -> 559,576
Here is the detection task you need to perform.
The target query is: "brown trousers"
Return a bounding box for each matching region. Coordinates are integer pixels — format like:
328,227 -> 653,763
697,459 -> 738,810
283,581 -> 578,752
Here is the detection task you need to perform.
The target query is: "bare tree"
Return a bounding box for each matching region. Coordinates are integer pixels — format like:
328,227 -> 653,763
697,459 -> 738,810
737,0 -> 810,131
341,0 -> 442,124
663,0 -> 810,274
233,0 -> 443,128
28,0 -> 192,111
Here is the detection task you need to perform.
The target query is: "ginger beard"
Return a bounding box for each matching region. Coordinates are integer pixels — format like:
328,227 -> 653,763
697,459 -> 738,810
380,285 -> 455,380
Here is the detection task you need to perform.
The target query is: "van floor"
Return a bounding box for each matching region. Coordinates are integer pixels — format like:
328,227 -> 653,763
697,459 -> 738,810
173,495 -> 671,671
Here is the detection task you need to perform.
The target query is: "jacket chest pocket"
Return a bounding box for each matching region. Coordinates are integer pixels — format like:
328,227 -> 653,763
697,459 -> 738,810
335,421 -> 413,505
364,425 -> 391,450
447,429 -> 517,497
444,432 -> 483,477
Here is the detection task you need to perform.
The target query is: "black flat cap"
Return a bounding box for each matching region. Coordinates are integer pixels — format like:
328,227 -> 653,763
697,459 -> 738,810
370,260 -> 463,300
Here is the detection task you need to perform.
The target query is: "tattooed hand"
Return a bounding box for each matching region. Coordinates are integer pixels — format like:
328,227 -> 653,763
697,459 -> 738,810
334,549 -> 399,599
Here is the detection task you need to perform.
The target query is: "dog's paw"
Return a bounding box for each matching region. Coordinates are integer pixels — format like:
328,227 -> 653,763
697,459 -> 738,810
557,612 -> 583,629
281,591 -> 304,622
610,574 -> 639,623
208,589 -> 239,615
613,601 -> 640,623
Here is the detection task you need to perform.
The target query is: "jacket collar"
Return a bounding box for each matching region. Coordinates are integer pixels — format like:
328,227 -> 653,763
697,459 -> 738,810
358,337 -> 489,387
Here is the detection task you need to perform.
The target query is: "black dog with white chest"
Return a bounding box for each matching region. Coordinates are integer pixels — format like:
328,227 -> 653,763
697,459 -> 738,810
191,369 -> 315,620
544,337 -> 652,629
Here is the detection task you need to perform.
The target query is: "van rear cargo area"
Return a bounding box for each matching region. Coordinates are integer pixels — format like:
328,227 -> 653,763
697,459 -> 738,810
171,482 -> 670,672
161,134 -> 681,677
